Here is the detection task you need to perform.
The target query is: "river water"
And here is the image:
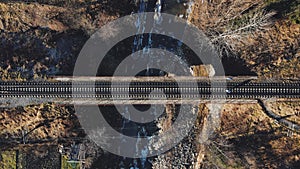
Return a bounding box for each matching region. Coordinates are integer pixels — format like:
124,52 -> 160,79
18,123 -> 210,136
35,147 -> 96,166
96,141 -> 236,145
78,0 -> 255,168
94,1 -> 197,168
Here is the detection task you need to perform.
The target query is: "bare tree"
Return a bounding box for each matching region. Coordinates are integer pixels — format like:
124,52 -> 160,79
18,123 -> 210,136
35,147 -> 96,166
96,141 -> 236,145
191,0 -> 276,57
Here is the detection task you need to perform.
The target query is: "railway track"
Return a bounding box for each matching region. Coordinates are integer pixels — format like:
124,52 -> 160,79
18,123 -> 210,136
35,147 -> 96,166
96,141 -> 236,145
0,78 -> 299,136
0,79 -> 299,100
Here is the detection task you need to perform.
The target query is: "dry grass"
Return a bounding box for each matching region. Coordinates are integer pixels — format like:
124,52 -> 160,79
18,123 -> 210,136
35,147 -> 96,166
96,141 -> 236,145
0,104 -> 82,143
206,103 -> 300,168
239,20 -> 300,78
189,0 -> 300,78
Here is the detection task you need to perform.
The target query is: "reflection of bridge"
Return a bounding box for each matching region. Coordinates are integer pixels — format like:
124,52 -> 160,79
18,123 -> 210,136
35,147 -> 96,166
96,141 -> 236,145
0,76 -> 299,106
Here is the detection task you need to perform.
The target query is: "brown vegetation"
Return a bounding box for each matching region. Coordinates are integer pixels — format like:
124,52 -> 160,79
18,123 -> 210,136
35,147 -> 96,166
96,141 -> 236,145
189,0 -> 300,78
0,104 -> 82,145
188,1 -> 300,168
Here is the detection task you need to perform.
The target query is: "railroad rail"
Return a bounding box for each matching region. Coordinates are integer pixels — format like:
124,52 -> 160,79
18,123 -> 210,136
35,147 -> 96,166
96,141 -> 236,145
0,76 -> 299,106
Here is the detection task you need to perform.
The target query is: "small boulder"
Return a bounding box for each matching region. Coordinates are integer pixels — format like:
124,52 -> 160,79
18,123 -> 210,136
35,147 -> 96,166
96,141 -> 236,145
0,19 -> 4,30
189,64 -> 215,77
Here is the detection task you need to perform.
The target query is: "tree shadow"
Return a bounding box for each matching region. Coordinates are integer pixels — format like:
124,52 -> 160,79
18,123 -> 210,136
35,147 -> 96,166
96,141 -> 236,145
222,57 -> 257,76
228,130 -> 299,168
265,0 -> 298,19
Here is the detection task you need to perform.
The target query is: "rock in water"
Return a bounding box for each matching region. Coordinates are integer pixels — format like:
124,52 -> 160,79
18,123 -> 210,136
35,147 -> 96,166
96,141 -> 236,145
0,19 -> 4,30
190,64 -> 215,77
